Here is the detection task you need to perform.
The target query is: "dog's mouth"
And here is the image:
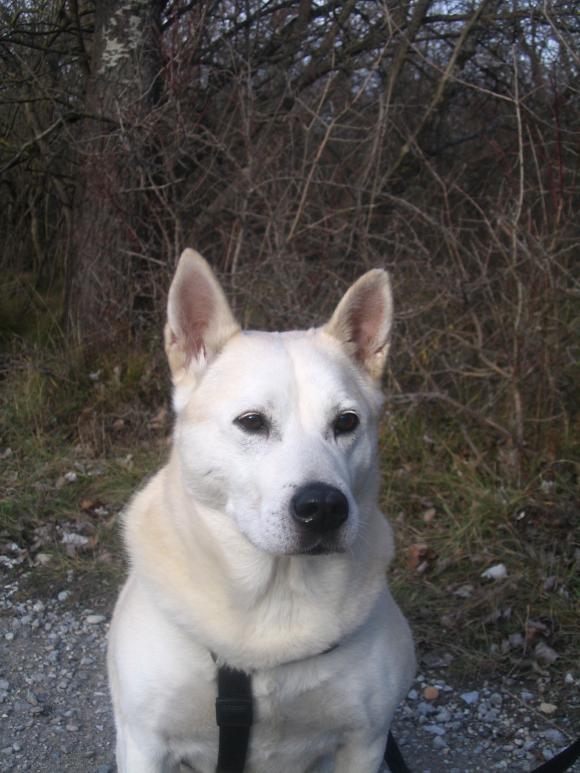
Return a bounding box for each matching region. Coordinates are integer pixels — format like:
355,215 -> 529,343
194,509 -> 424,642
299,541 -> 345,556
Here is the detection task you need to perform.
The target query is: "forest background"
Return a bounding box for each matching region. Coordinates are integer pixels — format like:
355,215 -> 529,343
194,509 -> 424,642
0,0 -> 578,673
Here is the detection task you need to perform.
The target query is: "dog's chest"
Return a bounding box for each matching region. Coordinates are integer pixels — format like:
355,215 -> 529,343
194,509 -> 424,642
172,662 -> 343,773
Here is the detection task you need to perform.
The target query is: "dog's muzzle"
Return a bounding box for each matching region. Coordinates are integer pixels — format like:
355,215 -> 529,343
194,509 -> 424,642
291,482 -> 348,533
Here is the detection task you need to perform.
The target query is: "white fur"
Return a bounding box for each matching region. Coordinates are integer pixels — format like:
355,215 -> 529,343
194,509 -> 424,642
108,251 -> 415,773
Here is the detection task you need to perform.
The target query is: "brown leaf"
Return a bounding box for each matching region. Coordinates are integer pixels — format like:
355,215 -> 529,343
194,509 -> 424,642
149,407 -> 169,429
80,498 -> 107,516
408,543 -> 437,570
525,620 -> 550,646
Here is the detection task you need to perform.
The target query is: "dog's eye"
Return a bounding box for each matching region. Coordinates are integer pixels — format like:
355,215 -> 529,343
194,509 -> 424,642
235,412 -> 268,434
333,411 -> 359,435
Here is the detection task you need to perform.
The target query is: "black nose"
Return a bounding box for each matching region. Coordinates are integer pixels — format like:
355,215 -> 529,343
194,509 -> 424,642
291,483 -> 349,533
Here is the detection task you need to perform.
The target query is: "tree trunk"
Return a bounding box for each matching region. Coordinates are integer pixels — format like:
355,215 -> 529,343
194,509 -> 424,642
66,0 -> 163,342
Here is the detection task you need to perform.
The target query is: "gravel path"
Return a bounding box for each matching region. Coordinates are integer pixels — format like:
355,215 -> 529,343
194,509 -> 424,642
1,571 -> 578,773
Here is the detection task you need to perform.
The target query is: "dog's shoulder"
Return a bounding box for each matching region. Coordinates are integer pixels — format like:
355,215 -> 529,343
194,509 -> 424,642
122,464 -> 171,548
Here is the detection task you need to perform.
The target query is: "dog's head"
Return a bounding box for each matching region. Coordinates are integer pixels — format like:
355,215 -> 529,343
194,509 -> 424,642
165,249 -> 393,556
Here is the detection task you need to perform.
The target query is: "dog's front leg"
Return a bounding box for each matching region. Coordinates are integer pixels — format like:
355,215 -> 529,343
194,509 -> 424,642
333,732 -> 387,773
116,729 -> 181,773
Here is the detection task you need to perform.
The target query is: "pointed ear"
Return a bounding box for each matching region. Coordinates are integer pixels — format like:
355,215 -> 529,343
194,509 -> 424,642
324,269 -> 393,381
165,249 -> 240,381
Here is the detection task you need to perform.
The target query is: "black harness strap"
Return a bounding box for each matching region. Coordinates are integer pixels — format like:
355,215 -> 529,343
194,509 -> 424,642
384,730 -> 411,773
215,664 -> 253,773
530,736 -> 580,773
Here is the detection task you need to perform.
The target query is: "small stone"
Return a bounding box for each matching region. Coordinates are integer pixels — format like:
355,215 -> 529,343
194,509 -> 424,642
481,563 -> 508,581
453,584 -> 474,598
0,680 -> 9,691
4,632 -> 14,641
539,702 -> 557,715
564,673 -> 574,685
543,748 -> 554,761
57,591 -> 71,602
85,615 -> 106,625
520,691 -> 533,702
423,686 -> 439,701
424,724 -> 446,736
433,736 -> 448,750
407,689 -> 418,700
460,691 -> 480,705
417,701 -> 435,716
543,730 -> 565,745
61,532 -> 89,548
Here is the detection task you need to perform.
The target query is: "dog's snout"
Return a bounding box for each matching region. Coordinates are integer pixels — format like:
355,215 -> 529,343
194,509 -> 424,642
291,483 -> 348,533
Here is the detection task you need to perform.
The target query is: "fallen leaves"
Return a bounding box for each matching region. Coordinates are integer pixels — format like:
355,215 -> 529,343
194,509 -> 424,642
55,470 -> 78,489
534,641 -> 559,665
408,543 -> 437,573
525,619 -> 550,647
422,506 -> 436,523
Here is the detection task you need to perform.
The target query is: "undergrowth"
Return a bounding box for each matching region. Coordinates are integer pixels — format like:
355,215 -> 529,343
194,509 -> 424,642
383,405 -> 579,676
0,340 -> 168,597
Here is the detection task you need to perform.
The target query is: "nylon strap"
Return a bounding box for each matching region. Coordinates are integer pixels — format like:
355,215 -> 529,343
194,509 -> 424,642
215,664 -> 253,773
384,730 -> 411,772
530,736 -> 580,773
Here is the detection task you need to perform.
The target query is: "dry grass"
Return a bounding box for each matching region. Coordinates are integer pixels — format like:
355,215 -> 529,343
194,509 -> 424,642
0,344 -> 168,596
383,404 -> 579,676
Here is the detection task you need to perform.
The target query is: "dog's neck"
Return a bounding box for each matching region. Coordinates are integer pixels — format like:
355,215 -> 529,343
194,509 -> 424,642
126,463 -> 393,671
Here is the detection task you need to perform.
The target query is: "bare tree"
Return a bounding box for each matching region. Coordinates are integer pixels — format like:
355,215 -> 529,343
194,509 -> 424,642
0,0 -> 578,463
66,0 -> 164,338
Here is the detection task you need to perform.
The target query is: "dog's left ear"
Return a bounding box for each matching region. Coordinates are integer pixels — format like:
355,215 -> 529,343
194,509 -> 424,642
324,269 -> 393,381
165,249 -> 240,382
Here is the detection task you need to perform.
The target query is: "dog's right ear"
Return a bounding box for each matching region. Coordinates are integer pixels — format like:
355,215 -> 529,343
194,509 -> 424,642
324,269 -> 393,381
165,249 -> 240,384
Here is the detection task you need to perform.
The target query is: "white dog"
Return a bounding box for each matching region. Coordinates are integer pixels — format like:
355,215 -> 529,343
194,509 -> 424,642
108,249 -> 415,773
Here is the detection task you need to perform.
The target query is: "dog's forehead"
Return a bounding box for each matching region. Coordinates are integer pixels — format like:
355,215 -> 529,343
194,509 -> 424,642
197,329 -> 370,407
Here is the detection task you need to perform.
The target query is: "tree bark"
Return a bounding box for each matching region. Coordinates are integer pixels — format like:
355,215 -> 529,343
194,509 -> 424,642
66,0 -> 163,342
